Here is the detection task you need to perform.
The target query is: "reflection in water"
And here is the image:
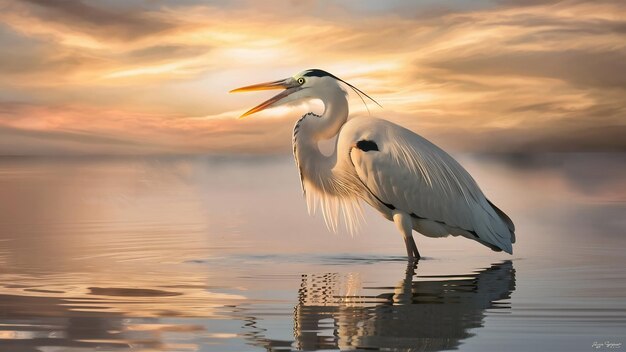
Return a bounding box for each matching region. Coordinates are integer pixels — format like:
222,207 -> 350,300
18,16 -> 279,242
246,261 -> 515,351
0,294 -> 161,351
0,155 -> 624,351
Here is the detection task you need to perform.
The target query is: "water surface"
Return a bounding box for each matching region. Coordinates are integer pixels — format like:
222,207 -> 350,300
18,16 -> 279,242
0,153 -> 624,351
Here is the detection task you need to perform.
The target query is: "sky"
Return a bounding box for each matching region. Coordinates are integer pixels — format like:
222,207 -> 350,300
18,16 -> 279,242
0,0 -> 624,155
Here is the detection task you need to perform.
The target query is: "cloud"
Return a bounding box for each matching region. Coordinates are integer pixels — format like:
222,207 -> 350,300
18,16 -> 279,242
0,102 -> 298,155
431,124 -> 626,153
15,0 -> 174,40
431,50 -> 626,89
0,0 -> 623,155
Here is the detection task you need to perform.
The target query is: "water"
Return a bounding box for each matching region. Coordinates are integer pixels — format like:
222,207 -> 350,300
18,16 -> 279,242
0,153 -> 624,351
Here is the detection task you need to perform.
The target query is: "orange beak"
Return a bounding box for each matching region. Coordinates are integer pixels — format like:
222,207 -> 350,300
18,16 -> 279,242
230,78 -> 299,118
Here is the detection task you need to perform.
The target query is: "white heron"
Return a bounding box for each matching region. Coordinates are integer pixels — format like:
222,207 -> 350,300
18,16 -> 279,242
230,69 -> 515,260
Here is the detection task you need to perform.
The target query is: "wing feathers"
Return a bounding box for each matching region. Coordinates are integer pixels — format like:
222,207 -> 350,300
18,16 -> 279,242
487,199 -> 516,243
348,118 -> 515,254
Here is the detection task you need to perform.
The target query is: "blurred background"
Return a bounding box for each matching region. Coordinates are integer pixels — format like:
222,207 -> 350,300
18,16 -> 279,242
0,0 -> 624,156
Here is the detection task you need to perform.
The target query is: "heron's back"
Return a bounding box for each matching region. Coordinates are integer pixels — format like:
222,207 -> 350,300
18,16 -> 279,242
339,117 -> 515,253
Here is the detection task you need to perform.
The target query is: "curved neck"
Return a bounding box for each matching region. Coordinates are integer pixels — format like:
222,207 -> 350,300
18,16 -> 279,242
314,89 -> 349,140
293,87 -> 348,194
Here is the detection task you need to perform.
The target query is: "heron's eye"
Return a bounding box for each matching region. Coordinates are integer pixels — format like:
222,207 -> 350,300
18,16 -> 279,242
297,77 -> 305,85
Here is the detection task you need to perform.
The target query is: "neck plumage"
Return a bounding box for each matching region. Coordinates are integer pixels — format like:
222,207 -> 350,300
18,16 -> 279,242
293,88 -> 348,196
293,88 -> 364,233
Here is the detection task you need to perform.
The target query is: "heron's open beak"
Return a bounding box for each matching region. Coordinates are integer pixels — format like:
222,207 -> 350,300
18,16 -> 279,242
230,78 -> 299,118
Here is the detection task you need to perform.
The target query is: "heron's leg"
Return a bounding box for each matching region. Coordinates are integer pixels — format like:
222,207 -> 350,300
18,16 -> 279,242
393,260 -> 418,304
409,237 -> 420,259
392,211 -> 421,260
407,235 -> 420,259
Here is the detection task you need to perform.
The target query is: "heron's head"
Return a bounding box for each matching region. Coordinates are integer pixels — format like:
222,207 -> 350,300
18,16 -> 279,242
230,69 -> 379,118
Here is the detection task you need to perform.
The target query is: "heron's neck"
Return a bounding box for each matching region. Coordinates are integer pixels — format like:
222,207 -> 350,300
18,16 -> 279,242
314,89 -> 349,140
294,89 -> 348,194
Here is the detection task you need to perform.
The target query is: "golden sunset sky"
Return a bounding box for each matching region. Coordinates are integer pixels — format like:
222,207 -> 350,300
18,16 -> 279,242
0,0 -> 624,155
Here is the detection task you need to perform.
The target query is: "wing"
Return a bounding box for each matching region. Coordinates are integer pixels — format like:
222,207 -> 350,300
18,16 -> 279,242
347,118 -> 515,253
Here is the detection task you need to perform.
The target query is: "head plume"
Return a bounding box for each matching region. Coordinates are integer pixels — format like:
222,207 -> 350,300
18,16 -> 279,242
302,69 -> 382,114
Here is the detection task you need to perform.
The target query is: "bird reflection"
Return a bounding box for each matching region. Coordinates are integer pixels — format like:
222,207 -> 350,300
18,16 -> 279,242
296,261 -> 515,351
246,260 -> 515,351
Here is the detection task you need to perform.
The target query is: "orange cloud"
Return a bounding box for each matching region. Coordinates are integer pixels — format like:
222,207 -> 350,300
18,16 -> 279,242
0,0 -> 624,155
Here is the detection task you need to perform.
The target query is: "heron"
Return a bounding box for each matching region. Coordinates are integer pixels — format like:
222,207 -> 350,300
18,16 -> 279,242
230,69 -> 515,260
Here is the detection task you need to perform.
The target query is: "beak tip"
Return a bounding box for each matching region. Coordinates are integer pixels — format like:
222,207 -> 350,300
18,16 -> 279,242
232,78 -> 292,119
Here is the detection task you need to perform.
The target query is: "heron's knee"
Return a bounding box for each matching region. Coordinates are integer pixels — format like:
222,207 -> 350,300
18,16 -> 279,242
392,211 -> 413,237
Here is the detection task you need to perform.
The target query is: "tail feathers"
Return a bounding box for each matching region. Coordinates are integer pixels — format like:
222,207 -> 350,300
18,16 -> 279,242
475,237 -> 504,253
487,199 -> 516,244
460,228 -> 511,254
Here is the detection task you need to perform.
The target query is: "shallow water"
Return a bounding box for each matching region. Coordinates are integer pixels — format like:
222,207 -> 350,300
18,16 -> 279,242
0,153 -> 624,351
